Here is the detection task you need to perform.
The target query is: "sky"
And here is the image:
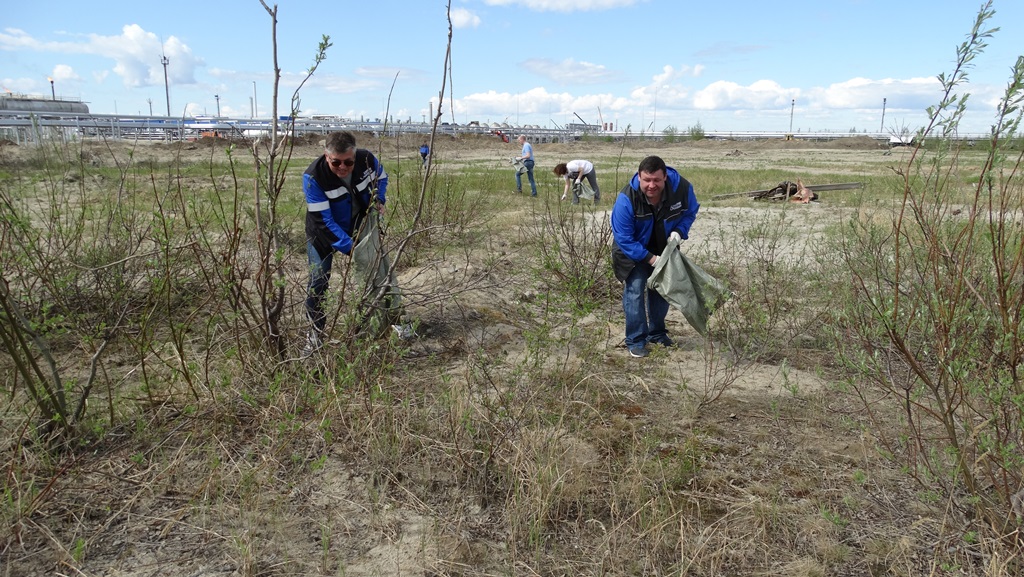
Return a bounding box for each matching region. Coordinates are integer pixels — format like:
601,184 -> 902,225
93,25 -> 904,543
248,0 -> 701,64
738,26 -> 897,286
2,0 -> 1022,136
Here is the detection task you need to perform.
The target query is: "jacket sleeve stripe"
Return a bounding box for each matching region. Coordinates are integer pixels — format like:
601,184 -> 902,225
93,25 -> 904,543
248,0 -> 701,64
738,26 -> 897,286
323,186 -> 349,200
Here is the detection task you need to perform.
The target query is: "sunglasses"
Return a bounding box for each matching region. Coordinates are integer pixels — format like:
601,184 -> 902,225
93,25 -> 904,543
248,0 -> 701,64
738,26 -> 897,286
328,157 -> 355,168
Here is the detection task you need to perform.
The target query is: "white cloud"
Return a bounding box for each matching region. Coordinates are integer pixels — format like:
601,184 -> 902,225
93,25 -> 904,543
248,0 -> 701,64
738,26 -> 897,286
439,86 -> 631,126
51,64 -> 79,83
483,0 -> 642,12
100,25 -> 202,88
451,8 -> 482,28
625,64 -> 703,108
0,28 -> 39,50
520,57 -> 623,85
651,64 -> 703,86
0,25 -> 202,89
692,79 -> 797,110
808,77 -> 941,111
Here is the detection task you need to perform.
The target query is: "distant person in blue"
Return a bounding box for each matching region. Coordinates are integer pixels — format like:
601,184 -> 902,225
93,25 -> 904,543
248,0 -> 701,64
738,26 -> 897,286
301,131 -> 388,357
419,141 -> 429,167
514,134 -> 537,196
610,155 -> 699,358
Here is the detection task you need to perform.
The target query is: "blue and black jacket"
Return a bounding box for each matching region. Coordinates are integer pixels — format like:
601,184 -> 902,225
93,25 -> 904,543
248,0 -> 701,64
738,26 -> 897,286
303,149 -> 388,257
610,167 -> 699,281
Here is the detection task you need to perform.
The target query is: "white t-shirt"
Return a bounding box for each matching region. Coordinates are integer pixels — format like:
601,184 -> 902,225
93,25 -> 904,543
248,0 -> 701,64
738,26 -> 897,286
566,159 -> 593,176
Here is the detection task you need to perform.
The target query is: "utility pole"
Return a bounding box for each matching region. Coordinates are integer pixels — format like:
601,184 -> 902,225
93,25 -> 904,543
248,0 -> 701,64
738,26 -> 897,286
161,53 -> 170,116
880,97 -> 887,132
148,98 -> 153,115
215,94 -> 220,117
48,77 -> 55,100
653,87 -> 658,133
789,99 -> 795,133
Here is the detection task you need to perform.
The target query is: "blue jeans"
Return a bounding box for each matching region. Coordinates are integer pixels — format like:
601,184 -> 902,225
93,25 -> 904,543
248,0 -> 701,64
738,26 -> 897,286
622,262 -> 669,348
515,159 -> 537,196
306,240 -> 334,333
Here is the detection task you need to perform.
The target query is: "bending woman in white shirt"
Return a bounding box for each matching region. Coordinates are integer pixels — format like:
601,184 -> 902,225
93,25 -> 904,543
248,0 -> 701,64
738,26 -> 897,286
553,159 -> 600,204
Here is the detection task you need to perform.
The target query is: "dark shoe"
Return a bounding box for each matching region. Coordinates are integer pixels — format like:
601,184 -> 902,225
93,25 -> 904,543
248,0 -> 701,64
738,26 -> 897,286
650,336 -> 676,348
628,345 -> 649,358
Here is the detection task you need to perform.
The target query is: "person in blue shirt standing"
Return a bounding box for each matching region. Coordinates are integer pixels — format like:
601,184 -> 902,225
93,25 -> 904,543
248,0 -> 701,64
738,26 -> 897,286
514,134 -> 538,196
419,141 -> 429,167
301,131 -> 388,356
610,155 -> 699,358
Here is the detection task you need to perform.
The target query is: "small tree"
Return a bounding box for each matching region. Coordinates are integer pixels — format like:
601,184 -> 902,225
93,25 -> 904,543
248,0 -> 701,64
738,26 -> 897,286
688,121 -> 706,141
832,0 -> 1024,531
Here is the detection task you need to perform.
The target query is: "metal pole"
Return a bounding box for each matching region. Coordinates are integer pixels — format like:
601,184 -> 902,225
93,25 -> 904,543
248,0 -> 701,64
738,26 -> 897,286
653,87 -> 657,134
161,55 -> 170,116
880,97 -> 887,132
789,99 -> 795,133
215,94 -> 220,117
49,78 -> 55,100
252,81 -> 257,118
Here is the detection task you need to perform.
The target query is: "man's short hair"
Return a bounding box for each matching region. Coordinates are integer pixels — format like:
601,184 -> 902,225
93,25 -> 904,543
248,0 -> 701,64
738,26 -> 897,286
638,155 -> 667,176
325,131 -> 357,155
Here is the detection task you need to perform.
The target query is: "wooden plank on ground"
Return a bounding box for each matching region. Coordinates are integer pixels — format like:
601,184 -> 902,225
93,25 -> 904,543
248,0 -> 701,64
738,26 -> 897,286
710,182 -> 864,201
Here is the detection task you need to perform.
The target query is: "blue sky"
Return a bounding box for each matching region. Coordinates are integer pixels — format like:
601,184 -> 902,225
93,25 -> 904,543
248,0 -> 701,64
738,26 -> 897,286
3,0 -> 1021,135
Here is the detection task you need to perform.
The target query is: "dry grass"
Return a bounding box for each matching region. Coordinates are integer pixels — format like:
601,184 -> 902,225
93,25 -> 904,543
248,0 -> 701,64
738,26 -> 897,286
1,135 -> 1019,576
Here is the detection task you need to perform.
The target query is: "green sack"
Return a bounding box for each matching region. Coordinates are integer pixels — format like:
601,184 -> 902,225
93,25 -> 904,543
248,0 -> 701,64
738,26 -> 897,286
352,210 -> 401,312
510,157 -> 527,175
646,236 -> 730,335
572,180 -> 596,200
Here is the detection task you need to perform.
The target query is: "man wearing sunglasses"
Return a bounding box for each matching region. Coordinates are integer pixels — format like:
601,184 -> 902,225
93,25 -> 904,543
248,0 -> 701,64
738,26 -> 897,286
302,130 -> 389,356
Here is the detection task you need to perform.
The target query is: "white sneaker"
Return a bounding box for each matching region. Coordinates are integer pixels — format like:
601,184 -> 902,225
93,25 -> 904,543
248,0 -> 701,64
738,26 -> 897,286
300,331 -> 323,358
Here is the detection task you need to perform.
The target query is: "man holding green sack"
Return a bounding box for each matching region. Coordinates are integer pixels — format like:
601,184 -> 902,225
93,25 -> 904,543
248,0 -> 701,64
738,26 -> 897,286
301,131 -> 390,357
610,156 -> 700,358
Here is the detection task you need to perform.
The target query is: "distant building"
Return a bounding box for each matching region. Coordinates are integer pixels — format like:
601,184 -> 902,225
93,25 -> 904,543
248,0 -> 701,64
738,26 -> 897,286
0,94 -> 90,115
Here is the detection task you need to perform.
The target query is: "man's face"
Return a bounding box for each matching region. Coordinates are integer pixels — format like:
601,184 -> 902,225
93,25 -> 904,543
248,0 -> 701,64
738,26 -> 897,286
639,169 -> 666,205
325,148 -> 356,178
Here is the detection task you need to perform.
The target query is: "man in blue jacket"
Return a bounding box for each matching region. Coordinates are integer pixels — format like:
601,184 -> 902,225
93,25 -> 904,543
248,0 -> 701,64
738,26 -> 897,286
302,131 -> 388,356
419,141 -> 429,167
610,155 -> 699,357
